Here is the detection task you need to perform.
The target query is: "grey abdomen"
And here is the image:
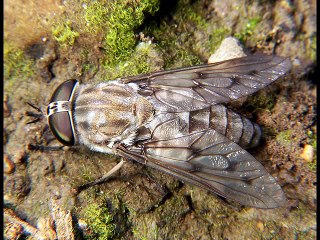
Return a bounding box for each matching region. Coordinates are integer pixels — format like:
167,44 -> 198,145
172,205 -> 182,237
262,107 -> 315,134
189,105 -> 261,149
141,104 -> 261,150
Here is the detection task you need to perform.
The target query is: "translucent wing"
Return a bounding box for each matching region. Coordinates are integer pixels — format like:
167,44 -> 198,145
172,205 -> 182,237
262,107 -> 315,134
122,55 -> 291,111
117,129 -> 286,208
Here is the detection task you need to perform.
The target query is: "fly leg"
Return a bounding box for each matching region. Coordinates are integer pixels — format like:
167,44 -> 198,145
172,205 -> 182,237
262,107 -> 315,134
27,144 -> 65,151
73,159 -> 125,194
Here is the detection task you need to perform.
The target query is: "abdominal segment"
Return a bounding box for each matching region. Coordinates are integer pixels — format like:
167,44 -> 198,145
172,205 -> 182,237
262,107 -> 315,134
144,105 -> 261,150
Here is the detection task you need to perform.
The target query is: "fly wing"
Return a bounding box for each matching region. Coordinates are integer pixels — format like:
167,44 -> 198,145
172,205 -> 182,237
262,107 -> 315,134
117,129 -> 286,208
122,55 -> 291,111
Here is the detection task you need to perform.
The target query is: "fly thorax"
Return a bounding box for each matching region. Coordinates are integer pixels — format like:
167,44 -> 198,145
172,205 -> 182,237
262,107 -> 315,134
74,82 -> 154,150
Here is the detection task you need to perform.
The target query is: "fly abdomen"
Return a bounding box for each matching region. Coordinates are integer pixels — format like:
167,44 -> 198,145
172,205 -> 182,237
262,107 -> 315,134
209,105 -> 261,149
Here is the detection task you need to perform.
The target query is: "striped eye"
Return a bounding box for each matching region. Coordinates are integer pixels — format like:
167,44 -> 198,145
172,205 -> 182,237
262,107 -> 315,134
47,79 -> 78,146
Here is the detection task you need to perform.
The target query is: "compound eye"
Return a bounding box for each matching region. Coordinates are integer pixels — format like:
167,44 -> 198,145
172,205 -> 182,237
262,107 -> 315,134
49,79 -> 78,103
48,112 -> 75,146
47,79 -> 78,146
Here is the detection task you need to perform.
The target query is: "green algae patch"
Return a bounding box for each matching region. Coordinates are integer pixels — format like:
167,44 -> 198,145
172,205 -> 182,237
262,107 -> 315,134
235,17 -> 261,44
276,130 -> 294,146
176,0 -> 208,29
145,0 -> 231,69
307,35 -> 316,62
145,1 -> 207,69
306,130 -> 317,172
4,42 -> 35,93
52,20 -> 80,48
130,194 -> 189,239
103,3 -> 146,64
132,220 -> 159,240
103,42 -> 163,80
82,203 -> 116,240
83,1 -> 109,34
246,92 -> 277,111
83,0 -> 160,66
47,0 -> 160,76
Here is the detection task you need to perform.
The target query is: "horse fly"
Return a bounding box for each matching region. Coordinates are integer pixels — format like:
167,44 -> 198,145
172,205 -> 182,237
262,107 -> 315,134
46,55 -> 291,208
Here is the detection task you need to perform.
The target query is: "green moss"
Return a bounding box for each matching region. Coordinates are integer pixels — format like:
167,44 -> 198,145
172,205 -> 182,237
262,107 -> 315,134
79,166 -> 96,183
83,203 -> 116,240
132,226 -> 156,240
145,1 -> 206,69
276,130 -> 292,141
308,35 -> 316,62
83,1 -> 109,34
307,130 -> 317,152
103,42 -> 161,79
235,17 -> 261,44
307,130 -> 317,171
144,0 -> 230,69
246,92 -> 276,110
98,0 -> 160,66
82,63 -> 98,75
4,42 -> 35,92
285,203 -> 316,239
131,214 -> 159,239
308,159 -> 316,172
52,20 -> 80,47
276,130 -> 293,147
176,0 -> 208,29
296,33 -> 316,62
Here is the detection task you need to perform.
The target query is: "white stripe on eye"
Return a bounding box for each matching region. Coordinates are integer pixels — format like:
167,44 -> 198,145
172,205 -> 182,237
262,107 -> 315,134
47,101 -> 71,117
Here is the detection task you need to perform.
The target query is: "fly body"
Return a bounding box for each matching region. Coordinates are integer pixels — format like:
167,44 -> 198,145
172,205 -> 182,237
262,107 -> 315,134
74,82 -> 154,152
46,55 -> 292,208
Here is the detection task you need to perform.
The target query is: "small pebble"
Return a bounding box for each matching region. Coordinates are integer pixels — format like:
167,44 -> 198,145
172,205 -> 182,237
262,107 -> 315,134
292,57 -> 301,67
256,221 -> 264,231
12,150 -> 27,164
208,37 -> 246,64
300,144 -> 314,162
4,130 -> 8,144
3,194 -> 11,202
4,95 -> 11,118
4,155 -> 15,174
78,219 -> 88,230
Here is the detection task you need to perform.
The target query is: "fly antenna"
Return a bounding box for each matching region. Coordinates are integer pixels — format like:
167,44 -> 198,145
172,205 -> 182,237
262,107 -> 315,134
25,102 -> 45,124
26,102 -> 43,113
